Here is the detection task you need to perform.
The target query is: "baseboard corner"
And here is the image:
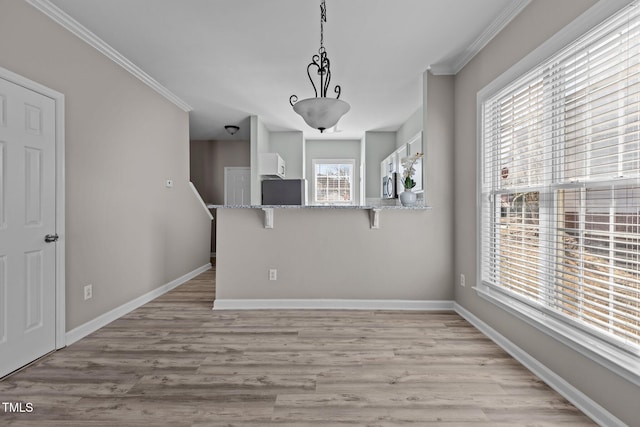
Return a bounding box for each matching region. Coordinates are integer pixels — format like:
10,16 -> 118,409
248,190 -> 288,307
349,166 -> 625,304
65,263 -> 211,345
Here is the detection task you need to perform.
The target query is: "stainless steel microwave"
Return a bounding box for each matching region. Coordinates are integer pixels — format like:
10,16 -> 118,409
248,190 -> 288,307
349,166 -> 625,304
382,173 -> 397,199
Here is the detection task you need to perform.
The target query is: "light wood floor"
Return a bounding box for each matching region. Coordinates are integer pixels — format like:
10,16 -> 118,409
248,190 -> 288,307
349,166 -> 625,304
0,266 -> 596,426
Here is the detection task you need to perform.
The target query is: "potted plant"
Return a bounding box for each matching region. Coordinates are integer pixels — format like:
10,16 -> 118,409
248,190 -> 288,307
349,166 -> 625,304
399,152 -> 423,206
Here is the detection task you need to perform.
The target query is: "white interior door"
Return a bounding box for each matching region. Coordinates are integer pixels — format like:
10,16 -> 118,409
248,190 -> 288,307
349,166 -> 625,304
224,167 -> 251,205
0,77 -> 57,378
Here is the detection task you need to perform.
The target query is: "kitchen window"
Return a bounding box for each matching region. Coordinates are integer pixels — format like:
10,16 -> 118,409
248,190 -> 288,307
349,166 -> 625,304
312,159 -> 354,205
479,2 -> 640,380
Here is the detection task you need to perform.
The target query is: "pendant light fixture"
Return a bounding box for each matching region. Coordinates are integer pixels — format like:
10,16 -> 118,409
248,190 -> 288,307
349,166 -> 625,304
289,0 -> 350,133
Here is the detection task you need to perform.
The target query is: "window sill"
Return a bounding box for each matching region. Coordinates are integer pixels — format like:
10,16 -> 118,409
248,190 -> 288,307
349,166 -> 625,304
475,284 -> 640,388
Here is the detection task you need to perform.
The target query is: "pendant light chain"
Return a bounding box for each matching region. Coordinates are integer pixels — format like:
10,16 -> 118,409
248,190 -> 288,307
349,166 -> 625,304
319,0 -> 326,54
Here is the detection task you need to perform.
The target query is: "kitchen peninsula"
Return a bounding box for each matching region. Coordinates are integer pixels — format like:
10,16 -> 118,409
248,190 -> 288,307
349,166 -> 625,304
211,203 -> 452,311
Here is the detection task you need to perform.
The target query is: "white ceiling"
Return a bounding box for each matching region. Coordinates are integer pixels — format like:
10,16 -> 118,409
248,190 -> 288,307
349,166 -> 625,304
48,0 -> 522,140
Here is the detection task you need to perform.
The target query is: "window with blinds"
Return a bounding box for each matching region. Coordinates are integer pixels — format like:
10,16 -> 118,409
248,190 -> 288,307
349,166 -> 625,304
480,3 -> 640,356
313,159 -> 354,205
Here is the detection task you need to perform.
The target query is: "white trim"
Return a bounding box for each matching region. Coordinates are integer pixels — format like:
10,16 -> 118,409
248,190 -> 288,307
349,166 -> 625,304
24,0 -> 192,112
0,66 -> 66,350
454,303 -> 627,427
426,64 -> 455,77
54,79 -> 66,351
213,299 -> 454,311
311,158 -> 356,206
65,263 -> 211,345
189,182 -> 213,220
430,0 -> 531,75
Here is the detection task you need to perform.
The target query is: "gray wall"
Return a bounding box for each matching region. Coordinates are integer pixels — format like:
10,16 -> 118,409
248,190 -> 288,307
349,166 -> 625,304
364,131 -> 396,199
422,71 -> 455,283
190,141 -> 213,202
190,139 -> 250,253
250,115 -> 270,205
453,0 -> 638,424
0,0 -> 211,330
269,131 -> 304,179
425,72 -> 454,209
396,106 -> 422,149
216,208 -> 451,301
190,139 -> 250,204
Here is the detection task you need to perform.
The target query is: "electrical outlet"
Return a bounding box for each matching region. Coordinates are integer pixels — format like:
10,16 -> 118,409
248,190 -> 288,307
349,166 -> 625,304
84,284 -> 93,300
269,269 -> 277,281
460,274 -> 466,287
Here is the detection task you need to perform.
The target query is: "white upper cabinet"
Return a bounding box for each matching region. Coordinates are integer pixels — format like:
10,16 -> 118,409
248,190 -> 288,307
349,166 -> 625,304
259,153 -> 286,179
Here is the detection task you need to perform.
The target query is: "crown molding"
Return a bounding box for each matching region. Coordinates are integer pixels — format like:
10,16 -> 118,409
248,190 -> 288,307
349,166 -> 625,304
428,64 -> 456,76
25,0 -> 193,112
430,0 -> 531,75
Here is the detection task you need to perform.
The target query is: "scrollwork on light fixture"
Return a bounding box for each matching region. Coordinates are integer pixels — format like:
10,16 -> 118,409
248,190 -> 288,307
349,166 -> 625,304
290,0 -> 350,133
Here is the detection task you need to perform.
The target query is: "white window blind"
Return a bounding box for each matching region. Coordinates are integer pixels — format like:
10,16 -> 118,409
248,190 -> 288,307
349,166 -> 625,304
481,3 -> 640,355
313,160 -> 354,204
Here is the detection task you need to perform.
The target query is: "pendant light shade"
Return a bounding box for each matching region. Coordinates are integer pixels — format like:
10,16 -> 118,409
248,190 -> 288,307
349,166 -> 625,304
292,98 -> 350,133
290,0 -> 350,133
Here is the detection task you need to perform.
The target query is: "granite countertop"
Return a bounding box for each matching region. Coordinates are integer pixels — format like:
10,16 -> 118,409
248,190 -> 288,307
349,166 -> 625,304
206,203 -> 431,210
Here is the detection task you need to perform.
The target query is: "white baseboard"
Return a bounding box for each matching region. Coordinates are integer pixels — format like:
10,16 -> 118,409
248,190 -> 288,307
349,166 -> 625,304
65,263 -> 212,345
213,299 -> 454,311
453,303 -> 626,427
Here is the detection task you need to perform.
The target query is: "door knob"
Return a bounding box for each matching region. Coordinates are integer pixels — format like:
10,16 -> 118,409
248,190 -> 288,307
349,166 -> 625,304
44,234 -> 59,243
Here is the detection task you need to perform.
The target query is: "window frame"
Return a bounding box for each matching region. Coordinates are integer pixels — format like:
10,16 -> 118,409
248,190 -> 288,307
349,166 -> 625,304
311,158 -> 356,206
476,0 -> 640,387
